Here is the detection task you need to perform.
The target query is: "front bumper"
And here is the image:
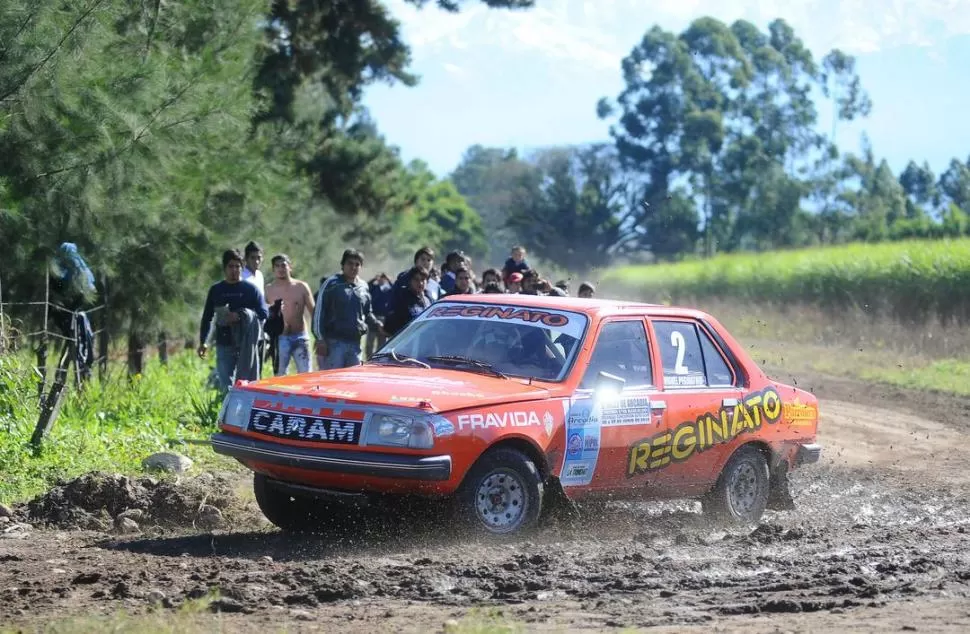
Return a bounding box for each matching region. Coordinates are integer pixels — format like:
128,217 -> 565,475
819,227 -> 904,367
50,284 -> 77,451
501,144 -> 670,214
211,432 -> 452,481
794,443 -> 822,467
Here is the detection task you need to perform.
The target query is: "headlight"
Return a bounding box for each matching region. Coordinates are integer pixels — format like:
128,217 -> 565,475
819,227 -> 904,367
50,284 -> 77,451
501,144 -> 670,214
220,391 -> 251,429
365,413 -> 450,449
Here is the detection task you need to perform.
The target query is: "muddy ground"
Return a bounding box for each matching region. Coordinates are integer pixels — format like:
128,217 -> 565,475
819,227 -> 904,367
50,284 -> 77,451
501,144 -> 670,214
2,371 -> 970,633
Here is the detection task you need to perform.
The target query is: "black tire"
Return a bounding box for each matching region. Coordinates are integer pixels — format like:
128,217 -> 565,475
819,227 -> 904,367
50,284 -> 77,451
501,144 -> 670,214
702,445 -> 770,526
456,448 -> 544,537
253,473 -> 327,533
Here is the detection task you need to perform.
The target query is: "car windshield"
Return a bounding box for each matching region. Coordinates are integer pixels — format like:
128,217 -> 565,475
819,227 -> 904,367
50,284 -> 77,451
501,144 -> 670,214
370,302 -> 589,382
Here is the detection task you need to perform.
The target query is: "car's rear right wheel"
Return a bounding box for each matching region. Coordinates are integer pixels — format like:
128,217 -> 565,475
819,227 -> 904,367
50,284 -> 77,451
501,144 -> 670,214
253,473 -> 327,533
702,444 -> 770,526
456,447 -> 544,537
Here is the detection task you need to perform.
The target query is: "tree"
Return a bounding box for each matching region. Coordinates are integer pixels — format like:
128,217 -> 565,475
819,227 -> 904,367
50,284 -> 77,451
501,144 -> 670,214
938,157 -> 970,211
503,144 -> 663,272
252,0 -> 534,221
598,17 -> 871,257
393,161 -> 487,261
450,145 -> 544,261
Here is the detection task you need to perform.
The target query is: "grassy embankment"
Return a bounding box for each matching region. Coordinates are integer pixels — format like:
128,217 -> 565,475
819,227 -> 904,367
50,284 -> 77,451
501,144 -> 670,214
602,238 -> 970,395
0,352 -> 238,505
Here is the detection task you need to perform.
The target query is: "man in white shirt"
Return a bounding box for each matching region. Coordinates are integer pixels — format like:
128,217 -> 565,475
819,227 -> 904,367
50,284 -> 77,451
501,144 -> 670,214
241,241 -> 265,294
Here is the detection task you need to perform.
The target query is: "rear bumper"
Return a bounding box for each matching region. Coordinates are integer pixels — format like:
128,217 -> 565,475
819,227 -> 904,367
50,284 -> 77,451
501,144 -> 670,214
794,443 -> 822,467
211,432 -> 452,481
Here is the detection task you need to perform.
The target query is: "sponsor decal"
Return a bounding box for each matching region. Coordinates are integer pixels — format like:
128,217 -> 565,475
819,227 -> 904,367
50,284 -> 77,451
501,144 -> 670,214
543,411 -> 554,437
248,408 -> 361,445
312,387 -> 359,399
427,304 -> 570,328
783,398 -> 817,426
432,390 -> 486,398
336,372 -> 467,388
567,395 -> 653,428
663,373 -> 706,387
559,398 -> 602,487
456,410 -> 543,431
627,387 -> 782,476
390,395 -> 426,403
564,462 -> 592,479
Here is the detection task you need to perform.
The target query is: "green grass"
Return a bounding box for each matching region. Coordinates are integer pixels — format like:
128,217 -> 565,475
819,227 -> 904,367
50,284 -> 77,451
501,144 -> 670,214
604,238 -> 970,325
0,351 -> 234,505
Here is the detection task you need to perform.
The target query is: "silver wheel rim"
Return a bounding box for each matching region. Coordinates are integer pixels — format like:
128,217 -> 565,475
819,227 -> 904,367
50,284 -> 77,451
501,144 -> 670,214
475,468 -> 527,533
727,462 -> 760,517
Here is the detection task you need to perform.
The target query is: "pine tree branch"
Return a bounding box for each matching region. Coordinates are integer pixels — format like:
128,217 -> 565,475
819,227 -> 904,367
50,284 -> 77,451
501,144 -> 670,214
143,0 -> 163,62
0,9 -> 38,65
29,79 -> 201,182
0,0 -> 109,103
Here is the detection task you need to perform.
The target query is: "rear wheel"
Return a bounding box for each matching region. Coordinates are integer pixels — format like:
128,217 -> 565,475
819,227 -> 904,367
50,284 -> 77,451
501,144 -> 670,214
456,448 -> 544,536
253,473 -> 328,533
702,445 -> 770,526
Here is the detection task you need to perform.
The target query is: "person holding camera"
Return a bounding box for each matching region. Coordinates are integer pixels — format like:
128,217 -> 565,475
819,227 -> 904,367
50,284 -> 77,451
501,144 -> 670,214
264,254 -> 316,375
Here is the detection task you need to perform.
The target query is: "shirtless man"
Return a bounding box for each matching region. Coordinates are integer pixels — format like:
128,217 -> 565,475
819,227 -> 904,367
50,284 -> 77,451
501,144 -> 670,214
264,254 -> 316,375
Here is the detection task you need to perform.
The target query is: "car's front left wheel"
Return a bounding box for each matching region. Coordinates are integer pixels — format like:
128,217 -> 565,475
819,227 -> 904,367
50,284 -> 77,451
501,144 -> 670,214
456,447 -> 544,536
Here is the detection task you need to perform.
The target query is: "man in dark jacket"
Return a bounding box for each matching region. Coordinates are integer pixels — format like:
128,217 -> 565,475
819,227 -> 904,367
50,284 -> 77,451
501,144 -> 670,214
384,267 -> 432,337
198,249 -> 269,391
366,273 -> 393,357
315,249 -> 383,369
439,250 -> 466,294
395,246 -> 441,302
444,266 -> 475,297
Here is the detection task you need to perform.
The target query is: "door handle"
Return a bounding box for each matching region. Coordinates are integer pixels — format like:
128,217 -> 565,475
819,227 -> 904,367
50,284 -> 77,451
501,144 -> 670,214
650,401 -> 667,411
722,398 -> 739,407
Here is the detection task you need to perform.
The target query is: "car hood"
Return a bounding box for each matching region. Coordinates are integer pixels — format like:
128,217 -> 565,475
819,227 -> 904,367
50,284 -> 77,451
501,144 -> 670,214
240,365 -> 553,413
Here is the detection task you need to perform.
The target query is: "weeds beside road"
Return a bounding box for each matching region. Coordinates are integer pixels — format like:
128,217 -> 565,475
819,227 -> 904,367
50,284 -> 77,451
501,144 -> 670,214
0,353 -> 235,505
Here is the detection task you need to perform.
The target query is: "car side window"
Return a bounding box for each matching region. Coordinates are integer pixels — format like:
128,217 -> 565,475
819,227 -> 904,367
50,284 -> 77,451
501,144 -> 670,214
697,326 -> 735,386
652,320 -> 735,388
579,321 -> 652,389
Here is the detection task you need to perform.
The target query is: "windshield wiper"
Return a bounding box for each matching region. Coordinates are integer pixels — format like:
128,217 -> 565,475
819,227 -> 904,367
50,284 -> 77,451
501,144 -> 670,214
369,349 -> 430,368
426,355 -> 508,379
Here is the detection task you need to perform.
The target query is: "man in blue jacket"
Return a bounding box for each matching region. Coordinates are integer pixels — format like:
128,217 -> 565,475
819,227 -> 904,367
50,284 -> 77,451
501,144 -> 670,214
314,249 -> 384,369
198,249 -> 268,391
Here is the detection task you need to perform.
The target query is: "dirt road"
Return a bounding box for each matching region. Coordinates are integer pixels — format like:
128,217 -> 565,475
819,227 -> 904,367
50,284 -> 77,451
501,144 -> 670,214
3,371 -> 970,633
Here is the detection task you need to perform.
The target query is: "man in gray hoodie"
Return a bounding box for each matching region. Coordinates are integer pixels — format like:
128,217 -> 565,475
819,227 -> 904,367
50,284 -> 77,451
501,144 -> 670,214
313,248 -> 384,369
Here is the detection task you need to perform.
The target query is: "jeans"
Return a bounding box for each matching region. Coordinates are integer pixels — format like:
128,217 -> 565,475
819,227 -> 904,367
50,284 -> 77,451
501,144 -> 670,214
214,344 -> 238,392
277,333 -> 311,375
318,337 -> 361,370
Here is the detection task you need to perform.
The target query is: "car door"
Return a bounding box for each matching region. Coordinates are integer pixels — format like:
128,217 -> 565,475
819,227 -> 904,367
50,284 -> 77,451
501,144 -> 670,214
560,318 -> 665,493
625,317 -> 744,497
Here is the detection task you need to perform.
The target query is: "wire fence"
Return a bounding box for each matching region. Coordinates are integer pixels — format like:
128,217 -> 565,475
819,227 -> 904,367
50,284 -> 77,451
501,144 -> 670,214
0,272 -> 111,446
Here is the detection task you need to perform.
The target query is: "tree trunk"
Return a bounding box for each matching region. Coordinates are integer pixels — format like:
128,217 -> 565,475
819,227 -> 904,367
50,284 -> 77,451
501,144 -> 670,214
157,331 -> 168,365
98,275 -> 109,382
127,329 -> 145,376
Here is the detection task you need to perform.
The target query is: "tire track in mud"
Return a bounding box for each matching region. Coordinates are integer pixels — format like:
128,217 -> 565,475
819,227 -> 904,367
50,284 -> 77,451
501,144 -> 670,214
3,384 -> 970,630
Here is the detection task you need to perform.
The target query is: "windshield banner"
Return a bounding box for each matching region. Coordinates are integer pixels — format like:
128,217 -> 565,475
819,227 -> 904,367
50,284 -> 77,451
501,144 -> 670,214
422,303 -> 587,340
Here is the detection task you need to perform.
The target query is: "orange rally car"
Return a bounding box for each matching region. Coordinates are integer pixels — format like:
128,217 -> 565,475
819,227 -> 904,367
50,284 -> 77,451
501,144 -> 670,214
211,294 -> 821,536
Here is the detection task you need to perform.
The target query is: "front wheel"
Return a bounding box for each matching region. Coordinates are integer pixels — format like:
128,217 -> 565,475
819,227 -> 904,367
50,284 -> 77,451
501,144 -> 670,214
702,445 -> 770,526
456,448 -> 544,536
253,473 -> 328,533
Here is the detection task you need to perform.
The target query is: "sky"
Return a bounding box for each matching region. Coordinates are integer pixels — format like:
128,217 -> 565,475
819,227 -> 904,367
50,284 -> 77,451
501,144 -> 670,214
362,0 -> 970,179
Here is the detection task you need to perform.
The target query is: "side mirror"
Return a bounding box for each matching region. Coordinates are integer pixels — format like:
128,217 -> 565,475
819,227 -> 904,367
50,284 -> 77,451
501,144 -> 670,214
596,370 -> 626,392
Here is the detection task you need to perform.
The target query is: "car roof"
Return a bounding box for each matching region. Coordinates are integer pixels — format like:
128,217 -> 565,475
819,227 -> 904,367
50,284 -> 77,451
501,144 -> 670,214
436,293 -> 712,320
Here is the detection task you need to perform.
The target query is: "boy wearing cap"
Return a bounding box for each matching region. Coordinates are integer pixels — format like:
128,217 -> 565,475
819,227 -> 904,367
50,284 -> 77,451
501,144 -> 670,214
506,272 -> 523,293
265,254 -> 316,375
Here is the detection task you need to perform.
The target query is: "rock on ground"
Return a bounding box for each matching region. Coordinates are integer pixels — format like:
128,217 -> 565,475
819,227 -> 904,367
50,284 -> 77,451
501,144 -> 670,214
142,452 -> 193,474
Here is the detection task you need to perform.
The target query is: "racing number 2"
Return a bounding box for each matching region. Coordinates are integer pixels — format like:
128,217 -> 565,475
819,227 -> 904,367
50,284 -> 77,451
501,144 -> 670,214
670,330 -> 688,375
